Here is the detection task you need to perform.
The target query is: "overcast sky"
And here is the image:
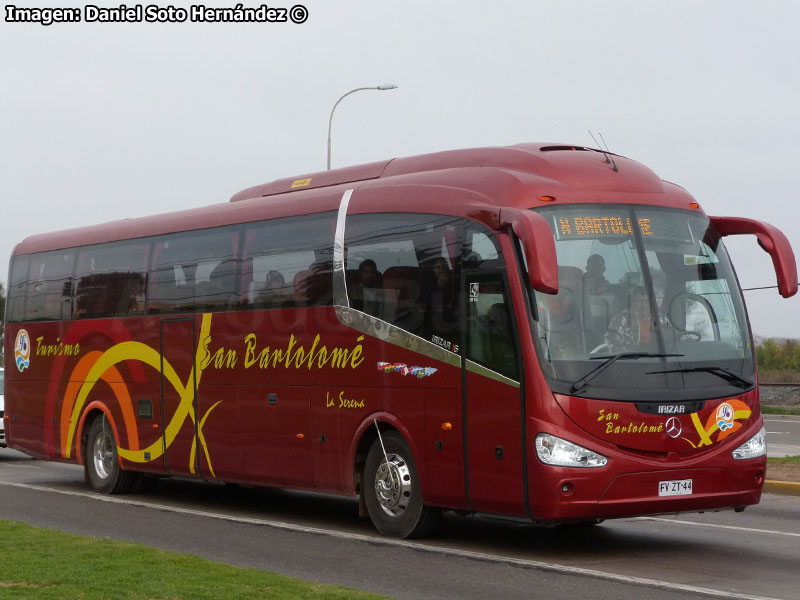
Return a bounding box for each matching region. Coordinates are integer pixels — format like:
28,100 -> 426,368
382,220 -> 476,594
1,0 -> 798,337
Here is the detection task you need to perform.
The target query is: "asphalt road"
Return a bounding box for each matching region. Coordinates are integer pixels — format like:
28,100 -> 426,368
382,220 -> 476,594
765,415 -> 800,457
1,448 -> 799,600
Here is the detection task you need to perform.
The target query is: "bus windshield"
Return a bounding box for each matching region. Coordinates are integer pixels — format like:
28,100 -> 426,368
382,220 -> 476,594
530,205 -> 755,401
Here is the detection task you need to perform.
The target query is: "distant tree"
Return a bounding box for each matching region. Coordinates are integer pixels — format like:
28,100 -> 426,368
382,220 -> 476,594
756,337 -> 800,382
756,338 -> 779,370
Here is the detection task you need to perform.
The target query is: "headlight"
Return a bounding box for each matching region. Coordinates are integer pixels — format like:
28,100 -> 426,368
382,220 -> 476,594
535,433 -> 608,467
732,426 -> 766,460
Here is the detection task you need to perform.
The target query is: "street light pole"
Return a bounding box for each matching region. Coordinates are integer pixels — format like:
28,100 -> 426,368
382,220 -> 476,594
327,84 -> 398,170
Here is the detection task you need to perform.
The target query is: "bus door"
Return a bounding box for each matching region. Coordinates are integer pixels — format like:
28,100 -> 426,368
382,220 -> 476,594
159,317 -> 202,478
463,269 -> 527,515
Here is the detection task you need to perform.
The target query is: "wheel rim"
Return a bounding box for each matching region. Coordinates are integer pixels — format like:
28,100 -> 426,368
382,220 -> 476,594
374,453 -> 412,517
92,430 -> 115,480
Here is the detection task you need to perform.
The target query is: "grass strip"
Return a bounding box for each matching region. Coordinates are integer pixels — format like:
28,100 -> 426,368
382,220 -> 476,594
761,406 -> 800,416
0,520 -> 388,600
768,456 -> 800,465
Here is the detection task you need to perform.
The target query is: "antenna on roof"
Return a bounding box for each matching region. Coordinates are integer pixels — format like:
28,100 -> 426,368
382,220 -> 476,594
587,129 -> 618,173
598,132 -> 610,152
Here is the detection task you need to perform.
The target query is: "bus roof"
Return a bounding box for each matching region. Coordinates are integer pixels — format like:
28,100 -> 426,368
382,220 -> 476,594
13,142 -> 698,256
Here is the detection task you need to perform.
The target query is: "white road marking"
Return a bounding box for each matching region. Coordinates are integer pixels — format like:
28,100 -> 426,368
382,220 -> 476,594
0,480 -> 782,600
633,516 -> 800,538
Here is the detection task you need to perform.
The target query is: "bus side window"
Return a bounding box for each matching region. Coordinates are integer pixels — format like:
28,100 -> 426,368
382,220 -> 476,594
465,229 -> 519,380
147,226 -> 240,315
6,256 -> 30,323
241,212 -> 336,310
74,241 -> 148,319
345,213 -> 462,345
24,250 -> 75,322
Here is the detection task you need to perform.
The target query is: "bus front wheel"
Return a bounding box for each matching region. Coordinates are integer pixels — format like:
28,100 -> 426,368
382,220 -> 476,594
364,431 -> 440,538
85,416 -> 136,494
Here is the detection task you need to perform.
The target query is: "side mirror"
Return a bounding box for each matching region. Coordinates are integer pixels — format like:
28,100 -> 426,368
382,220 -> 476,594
710,216 -> 798,298
500,208 -> 559,294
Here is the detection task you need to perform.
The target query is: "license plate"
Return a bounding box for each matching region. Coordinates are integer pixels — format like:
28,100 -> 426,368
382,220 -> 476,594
658,479 -> 693,497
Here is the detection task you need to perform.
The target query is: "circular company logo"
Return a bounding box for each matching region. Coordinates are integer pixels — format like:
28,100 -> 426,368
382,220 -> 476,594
665,416 -> 682,439
716,403 -> 735,432
15,329 -> 31,372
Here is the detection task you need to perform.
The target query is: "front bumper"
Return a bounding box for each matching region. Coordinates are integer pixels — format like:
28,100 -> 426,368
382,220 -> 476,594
530,461 -> 765,523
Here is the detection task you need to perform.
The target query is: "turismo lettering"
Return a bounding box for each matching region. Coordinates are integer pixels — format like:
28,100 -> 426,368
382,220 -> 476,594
35,337 -> 81,357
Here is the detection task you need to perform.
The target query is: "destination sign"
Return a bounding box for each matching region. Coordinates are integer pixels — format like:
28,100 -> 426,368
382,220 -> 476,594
556,215 -> 654,238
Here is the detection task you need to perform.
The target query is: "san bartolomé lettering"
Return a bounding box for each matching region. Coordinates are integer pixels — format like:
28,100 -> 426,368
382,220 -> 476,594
606,421 -> 664,435
597,409 -> 662,434
597,409 -> 620,422
242,333 -> 365,371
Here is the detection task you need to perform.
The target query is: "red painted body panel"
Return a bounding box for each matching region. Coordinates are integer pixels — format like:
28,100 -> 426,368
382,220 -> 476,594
422,387 -> 466,508
465,368 -> 526,515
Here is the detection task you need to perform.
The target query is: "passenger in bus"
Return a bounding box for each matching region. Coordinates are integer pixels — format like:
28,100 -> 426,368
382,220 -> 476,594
582,254 -> 612,349
424,257 -> 458,341
604,287 -> 655,353
350,259 -> 381,311
258,270 -> 292,307
583,253 -> 609,295
301,259 -> 334,305
266,270 -> 286,290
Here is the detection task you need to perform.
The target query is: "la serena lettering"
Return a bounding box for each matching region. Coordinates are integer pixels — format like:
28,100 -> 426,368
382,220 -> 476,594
326,391 -> 365,409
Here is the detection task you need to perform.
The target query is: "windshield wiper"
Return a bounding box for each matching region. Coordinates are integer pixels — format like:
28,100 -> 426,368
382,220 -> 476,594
645,366 -> 754,389
570,353 -> 683,394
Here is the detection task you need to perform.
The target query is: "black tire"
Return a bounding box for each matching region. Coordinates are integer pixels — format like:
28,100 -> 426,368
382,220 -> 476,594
85,416 -> 137,494
363,431 -> 441,538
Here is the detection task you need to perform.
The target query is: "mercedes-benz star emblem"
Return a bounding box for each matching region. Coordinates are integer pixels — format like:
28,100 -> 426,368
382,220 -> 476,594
665,417 -> 682,439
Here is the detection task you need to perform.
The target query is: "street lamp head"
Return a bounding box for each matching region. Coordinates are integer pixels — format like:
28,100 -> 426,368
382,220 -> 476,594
327,84 -> 398,170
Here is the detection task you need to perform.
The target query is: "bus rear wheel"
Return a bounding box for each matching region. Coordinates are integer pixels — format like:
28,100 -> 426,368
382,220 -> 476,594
364,431 -> 440,538
85,416 -> 137,494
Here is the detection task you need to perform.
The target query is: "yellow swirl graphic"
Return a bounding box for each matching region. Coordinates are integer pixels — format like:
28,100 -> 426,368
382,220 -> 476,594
689,400 -> 752,448
64,314 -> 217,475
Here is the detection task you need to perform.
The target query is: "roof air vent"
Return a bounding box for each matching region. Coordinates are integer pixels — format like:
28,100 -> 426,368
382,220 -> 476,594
539,145 -> 593,153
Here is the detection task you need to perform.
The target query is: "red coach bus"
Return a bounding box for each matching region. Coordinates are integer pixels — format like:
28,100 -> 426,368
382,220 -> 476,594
3,143 -> 797,538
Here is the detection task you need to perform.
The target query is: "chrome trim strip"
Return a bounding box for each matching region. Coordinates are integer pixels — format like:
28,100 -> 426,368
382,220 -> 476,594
335,306 -> 462,369
333,189 -> 353,308
465,359 -> 521,388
